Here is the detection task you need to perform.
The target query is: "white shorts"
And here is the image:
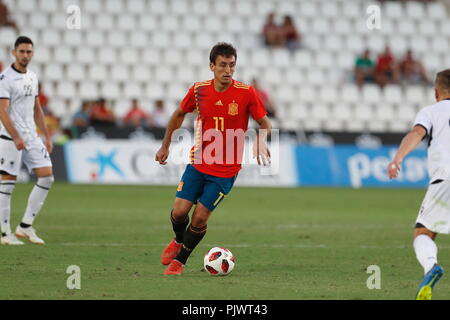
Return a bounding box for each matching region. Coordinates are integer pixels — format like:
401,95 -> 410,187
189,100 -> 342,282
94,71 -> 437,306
416,179 -> 450,234
0,136 -> 52,176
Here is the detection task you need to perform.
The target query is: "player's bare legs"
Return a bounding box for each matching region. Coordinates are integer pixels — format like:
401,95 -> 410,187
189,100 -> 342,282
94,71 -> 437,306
413,225 -> 444,300
161,198 -> 194,265
0,173 -> 23,245
15,166 -> 54,245
164,202 -> 211,275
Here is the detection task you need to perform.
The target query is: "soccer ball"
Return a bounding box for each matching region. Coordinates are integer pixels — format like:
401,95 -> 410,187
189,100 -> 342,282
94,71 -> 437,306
203,247 -> 235,276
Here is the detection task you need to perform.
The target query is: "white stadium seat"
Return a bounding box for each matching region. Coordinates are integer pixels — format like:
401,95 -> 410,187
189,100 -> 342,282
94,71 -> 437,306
383,85 -> 403,105
126,0 -> 146,14
57,81 -> 76,100
293,50 -> 313,69
299,2 -> 319,18
53,47 -> 74,64
43,64 -> 64,82
66,65 -> 85,82
319,87 -> 339,104
310,104 -> 330,121
145,83 -> 165,100
123,82 -> 143,99
131,66 -> 151,83
384,1 -> 404,20
100,82 -> 120,100
79,82 -> 99,100
169,0 -> 189,15
148,0 -> 168,15
98,47 -> 118,65
428,2 -> 447,20
95,13 -> 114,31
0,28 -> 18,46
355,104 -> 374,121
110,65 -> 130,82
119,48 -> 139,65
105,0 -> 124,14
117,14 -> 136,32
17,0 -> 37,13
340,85 -> 361,104
75,47 -> 95,64
88,65 -> 107,82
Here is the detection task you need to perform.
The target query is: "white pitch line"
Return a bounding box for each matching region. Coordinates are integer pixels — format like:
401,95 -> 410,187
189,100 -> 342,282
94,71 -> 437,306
53,242 -> 450,249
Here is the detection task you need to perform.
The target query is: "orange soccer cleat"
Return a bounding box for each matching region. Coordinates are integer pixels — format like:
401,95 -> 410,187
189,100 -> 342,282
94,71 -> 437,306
163,259 -> 184,275
160,238 -> 182,265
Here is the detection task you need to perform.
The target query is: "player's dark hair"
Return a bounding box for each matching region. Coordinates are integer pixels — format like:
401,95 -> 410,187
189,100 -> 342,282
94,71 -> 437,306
435,69 -> 450,93
209,42 -> 237,64
14,36 -> 33,49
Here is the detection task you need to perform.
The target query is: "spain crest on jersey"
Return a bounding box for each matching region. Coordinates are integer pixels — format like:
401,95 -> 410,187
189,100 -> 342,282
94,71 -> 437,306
228,101 -> 238,116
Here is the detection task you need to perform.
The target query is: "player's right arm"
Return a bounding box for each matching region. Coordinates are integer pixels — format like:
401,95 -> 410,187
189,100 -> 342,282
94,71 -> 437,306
0,99 -> 25,150
155,85 -> 196,165
155,107 -> 188,165
387,124 -> 426,179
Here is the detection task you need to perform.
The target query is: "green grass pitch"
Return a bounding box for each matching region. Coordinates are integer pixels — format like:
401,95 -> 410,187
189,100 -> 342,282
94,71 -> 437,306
0,183 -> 448,300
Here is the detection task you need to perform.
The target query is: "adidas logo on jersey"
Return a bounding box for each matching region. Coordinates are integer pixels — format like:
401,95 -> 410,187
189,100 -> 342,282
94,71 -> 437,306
215,100 -> 223,106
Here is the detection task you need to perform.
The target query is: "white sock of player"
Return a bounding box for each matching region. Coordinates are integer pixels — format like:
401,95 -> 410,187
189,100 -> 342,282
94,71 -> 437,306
0,180 -> 16,235
21,176 -> 54,226
413,234 -> 438,275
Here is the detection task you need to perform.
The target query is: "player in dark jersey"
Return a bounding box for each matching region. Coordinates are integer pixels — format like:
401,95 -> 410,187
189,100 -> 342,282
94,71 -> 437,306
155,42 -> 272,275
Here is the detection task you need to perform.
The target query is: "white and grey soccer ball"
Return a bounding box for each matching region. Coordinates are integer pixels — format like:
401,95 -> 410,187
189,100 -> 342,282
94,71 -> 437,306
204,247 -> 235,276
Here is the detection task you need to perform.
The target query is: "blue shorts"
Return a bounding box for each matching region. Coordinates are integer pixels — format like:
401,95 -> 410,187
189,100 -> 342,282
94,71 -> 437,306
175,164 -> 237,211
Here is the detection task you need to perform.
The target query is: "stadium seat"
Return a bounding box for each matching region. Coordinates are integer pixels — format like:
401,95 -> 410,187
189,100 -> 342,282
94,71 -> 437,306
367,121 -> 387,133
345,35 -> 364,54
418,20 -> 437,37
57,81 -> 76,100
366,35 -> 385,53
275,85 -> 296,104
40,29 -> 61,47
63,30 -> 83,47
319,87 -> 339,104
311,18 -> 331,35
396,105 -> 417,122
126,0 -> 146,14
0,28 -> 17,46
409,36 -> 429,55
341,2 -> 359,18
118,14 -> 137,32
75,47 -> 95,64
96,47 -> 116,65
145,83 -> 165,100
79,82 -> 99,100
43,64 -> 64,82
17,0 -> 37,13
333,18 -> 352,35
389,121 -> 410,133
66,64 -> 85,82
172,32 -> 192,50
440,20 -> 450,37
293,50 -> 313,69
362,85 -> 382,104
332,104 -> 352,121
320,2 -> 339,18
236,1 -> 253,17
50,12 -> 67,30
323,35 -> 343,53
155,65 -> 174,83
430,37 -> 449,54
299,2 -> 319,18
397,19 -> 417,36
32,46 -> 53,64
193,0 -> 212,15
354,104 -> 374,121
105,0 -> 124,14
53,47 -> 74,64
138,14 -> 157,32
384,1 -> 404,20
119,48 -> 139,65
151,32 -> 171,49
388,35 -> 408,56
298,85 -> 316,104
87,64 -> 108,82
86,30 -> 105,48
148,0 -> 168,15
346,119 -> 366,133
340,84 -> 361,104
110,65 -> 130,82
272,49 -> 291,68
427,2 -> 447,20
142,48 -> 161,66
382,85 -> 403,105
124,82 -> 143,99
263,68 -> 283,86
406,1 -> 425,20
306,69 -> 325,86
95,13 -> 114,31
100,82 -> 121,100
405,86 -> 426,105
324,119 -> 345,132
310,104 -> 330,121
160,15 -> 180,33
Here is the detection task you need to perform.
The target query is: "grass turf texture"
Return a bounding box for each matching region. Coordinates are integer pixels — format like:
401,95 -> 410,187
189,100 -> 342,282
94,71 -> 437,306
0,183 -> 448,300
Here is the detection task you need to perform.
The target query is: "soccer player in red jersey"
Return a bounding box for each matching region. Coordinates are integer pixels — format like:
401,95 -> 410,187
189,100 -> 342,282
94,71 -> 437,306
155,43 -> 272,275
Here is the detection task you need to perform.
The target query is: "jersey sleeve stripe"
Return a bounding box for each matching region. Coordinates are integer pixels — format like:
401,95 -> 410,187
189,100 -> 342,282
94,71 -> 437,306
414,123 -> 429,138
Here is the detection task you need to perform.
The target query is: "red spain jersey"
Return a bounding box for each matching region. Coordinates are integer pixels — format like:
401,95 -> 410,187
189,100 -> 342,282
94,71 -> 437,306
180,79 -> 267,178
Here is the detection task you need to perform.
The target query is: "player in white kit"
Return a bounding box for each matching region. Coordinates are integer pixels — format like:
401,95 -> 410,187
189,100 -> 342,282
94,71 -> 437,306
387,69 -> 450,299
0,37 -> 54,245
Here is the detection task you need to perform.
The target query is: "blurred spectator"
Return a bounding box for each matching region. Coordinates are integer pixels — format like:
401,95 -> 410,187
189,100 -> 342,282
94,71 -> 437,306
72,100 -> 93,128
38,83 -> 52,115
0,61 -> 3,72
399,50 -> 430,85
0,0 -> 19,32
123,99 -> 152,128
281,15 -> 301,51
354,49 -> 375,89
150,99 -> 169,129
262,13 -> 285,48
89,98 -> 116,126
375,46 -> 400,88
251,78 -> 277,118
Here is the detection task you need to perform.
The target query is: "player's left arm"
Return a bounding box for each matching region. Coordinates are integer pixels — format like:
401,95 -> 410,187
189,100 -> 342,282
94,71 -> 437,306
34,97 -> 53,154
387,124 -> 426,179
253,115 -> 272,166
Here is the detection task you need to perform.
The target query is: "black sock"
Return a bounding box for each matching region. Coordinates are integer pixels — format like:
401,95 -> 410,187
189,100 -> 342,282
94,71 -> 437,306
171,210 -> 189,244
175,224 -> 207,265
20,222 -> 31,228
